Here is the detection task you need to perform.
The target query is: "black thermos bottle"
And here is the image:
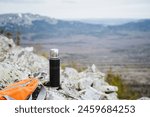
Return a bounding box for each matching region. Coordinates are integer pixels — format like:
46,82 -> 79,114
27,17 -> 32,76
49,49 -> 60,87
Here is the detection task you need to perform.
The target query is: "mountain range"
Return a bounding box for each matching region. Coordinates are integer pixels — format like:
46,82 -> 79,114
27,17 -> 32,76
0,13 -> 150,39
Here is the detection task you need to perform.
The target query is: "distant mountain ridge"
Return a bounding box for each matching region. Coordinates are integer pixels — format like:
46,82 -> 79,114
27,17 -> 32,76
0,13 -> 58,26
0,13 -> 104,39
0,13 -> 150,39
110,19 -> 150,31
79,19 -> 140,25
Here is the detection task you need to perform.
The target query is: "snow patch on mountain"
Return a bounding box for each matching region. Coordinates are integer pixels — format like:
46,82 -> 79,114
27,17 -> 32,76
0,13 -> 58,26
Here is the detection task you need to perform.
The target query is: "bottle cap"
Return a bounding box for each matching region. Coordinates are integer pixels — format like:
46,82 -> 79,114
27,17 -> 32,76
50,49 -> 59,58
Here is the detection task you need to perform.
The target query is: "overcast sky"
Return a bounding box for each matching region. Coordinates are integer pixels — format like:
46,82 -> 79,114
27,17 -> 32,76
0,0 -> 150,19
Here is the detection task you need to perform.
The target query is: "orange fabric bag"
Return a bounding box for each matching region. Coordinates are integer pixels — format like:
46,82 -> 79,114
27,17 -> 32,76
0,78 -> 39,100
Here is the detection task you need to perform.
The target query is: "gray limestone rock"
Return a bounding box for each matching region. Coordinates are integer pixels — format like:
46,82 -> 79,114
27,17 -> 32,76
78,78 -> 93,90
96,85 -> 118,93
80,87 -> 107,100
63,67 -> 79,80
0,35 -> 15,62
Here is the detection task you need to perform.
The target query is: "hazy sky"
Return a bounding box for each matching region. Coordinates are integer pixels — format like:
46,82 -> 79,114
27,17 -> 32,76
0,0 -> 150,19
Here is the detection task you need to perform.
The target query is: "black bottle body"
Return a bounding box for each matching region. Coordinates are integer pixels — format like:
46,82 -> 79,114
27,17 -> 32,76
49,58 -> 60,87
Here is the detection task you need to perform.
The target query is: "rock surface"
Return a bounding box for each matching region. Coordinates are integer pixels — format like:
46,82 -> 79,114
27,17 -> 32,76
137,97 -> 150,100
0,35 -> 119,99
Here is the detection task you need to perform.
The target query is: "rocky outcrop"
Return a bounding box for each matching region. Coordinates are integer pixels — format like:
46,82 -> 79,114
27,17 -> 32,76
0,35 -> 48,88
0,35 -> 118,99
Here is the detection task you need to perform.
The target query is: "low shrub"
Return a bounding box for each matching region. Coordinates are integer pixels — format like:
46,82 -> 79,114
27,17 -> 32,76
106,68 -> 140,99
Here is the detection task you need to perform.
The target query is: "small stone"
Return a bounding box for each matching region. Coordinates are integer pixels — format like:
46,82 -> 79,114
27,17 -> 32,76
63,67 -> 79,79
61,79 -> 79,99
137,97 -> 150,100
46,91 -> 66,100
91,64 -> 97,73
96,86 -> 118,93
78,78 -> 93,90
93,78 -> 109,89
81,87 -> 107,100
24,47 -> 34,52
106,92 -> 118,100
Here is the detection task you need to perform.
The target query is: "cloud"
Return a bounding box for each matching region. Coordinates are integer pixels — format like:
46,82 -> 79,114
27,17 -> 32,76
62,0 -> 77,4
0,0 -> 43,4
0,0 -> 149,19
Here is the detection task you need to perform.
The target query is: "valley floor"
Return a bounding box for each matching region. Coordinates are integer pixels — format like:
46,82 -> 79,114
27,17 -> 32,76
21,33 -> 150,97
